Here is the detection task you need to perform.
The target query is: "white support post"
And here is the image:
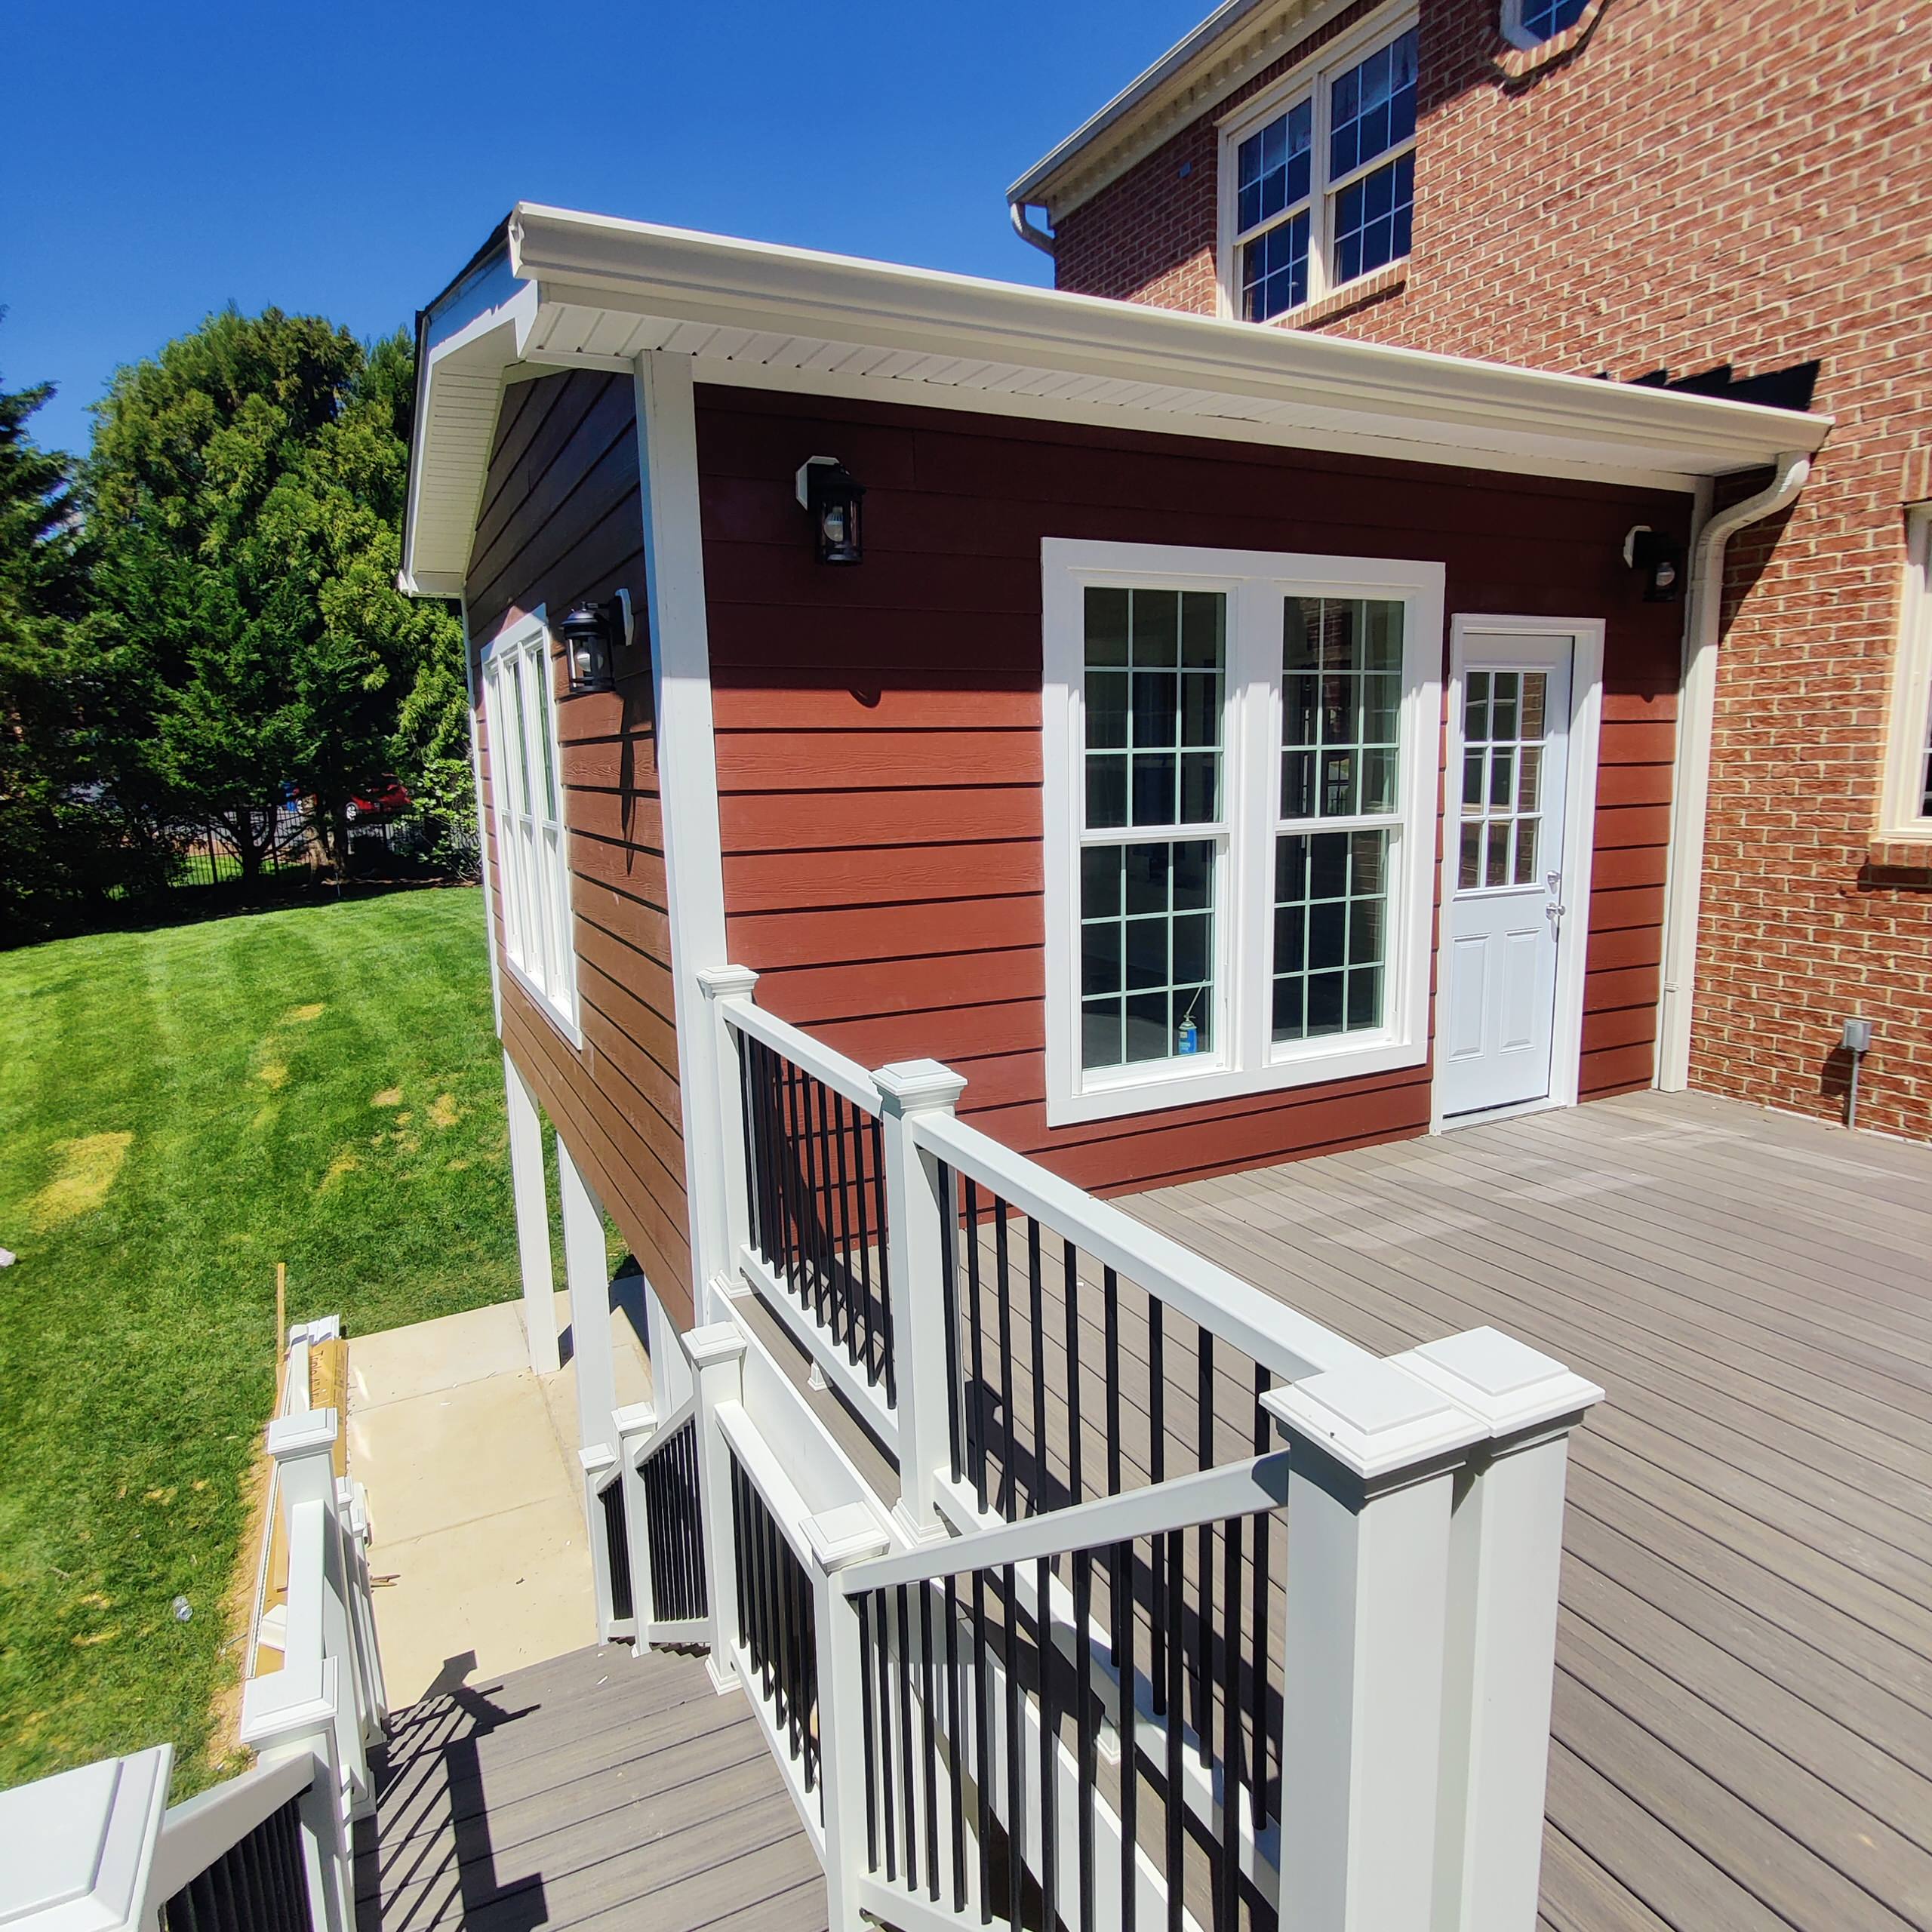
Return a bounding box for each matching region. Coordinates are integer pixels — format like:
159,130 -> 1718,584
804,1506 -> 892,1932
266,1409 -> 370,1817
698,964 -> 760,1290
558,1137 -> 620,1477
503,1048 -> 561,1374
241,1663 -> 353,1932
872,1058 -> 968,1540
1402,1329 -> 1604,1932
686,1322 -> 749,1689
1263,1360 -> 1487,1932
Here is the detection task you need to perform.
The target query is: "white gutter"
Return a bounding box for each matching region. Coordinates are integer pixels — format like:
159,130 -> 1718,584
1657,450 -> 1813,1091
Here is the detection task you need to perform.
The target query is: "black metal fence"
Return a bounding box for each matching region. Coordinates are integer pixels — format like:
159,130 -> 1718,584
640,1414 -> 708,1625
598,1473 -> 635,1625
168,804 -> 478,889
729,1449 -> 821,1809
158,1792 -> 314,1932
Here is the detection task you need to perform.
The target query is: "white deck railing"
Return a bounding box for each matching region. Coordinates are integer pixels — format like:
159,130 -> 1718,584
2,1319 -> 387,1932
651,964 -> 1605,1932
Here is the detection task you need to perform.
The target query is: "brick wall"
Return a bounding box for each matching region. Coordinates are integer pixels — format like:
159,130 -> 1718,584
1051,0 -> 1932,1137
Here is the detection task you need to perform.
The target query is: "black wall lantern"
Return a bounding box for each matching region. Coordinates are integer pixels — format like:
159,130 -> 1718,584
795,456 -> 865,565
1623,525 -> 1686,603
557,590 -> 633,694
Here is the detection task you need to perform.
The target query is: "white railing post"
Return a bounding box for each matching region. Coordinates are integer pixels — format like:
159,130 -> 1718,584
503,1048 -> 561,1374
1401,1329 -> 1604,1932
804,1505 -> 893,1932
1263,1360 -> 1487,1932
698,964 -> 760,1319
686,1321 -> 749,1688
872,1058 -> 968,1540
266,1409 -> 370,1817
0,1744 -> 171,1932
335,1475 -> 389,1740
241,1662 -> 353,1932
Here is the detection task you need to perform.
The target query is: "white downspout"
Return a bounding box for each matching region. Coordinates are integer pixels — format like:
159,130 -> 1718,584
1010,199 -> 1057,257
1656,450 -> 1812,1091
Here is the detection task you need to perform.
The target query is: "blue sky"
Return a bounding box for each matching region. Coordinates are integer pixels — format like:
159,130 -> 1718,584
11,0 -> 1208,457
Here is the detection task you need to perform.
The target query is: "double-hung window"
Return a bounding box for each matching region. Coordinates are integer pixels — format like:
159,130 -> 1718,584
1503,0 -> 1589,49
1043,540 -> 1443,1125
1879,506 -> 1932,844
482,611 -> 580,1034
1224,15 -> 1418,323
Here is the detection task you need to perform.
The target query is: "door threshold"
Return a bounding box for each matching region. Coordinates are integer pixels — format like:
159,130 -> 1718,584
1435,1092 -> 1568,1133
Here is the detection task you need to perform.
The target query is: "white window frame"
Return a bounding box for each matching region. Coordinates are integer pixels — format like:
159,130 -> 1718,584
481,607 -> 581,1040
1042,538 -> 1444,1127
1217,4 -> 1419,325
1878,506 -> 1932,842
1502,0 -> 1589,51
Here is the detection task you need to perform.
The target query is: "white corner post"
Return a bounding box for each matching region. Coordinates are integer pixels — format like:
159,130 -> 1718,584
699,964 -> 761,1286
873,1058 -> 969,1540
239,1666 -> 353,1932
1404,1329 -> 1604,1932
634,349 -> 736,1328
804,1506 -> 893,1932
685,1322 -> 749,1689
614,1398 -> 660,1646
265,1411 -> 370,1815
1263,1361 -> 1487,1932
558,1137 -> 620,1470
503,1048 -> 561,1374
0,1745 -> 172,1932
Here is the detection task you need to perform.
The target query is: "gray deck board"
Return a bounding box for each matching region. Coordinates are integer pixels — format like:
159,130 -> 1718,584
354,1644 -> 824,1932
1125,1090 -> 1932,1932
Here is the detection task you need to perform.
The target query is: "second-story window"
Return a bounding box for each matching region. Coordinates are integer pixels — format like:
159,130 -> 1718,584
1225,17 -> 1418,324
1507,0 -> 1589,48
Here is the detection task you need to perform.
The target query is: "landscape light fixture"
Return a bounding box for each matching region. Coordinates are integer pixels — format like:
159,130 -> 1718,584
1623,525 -> 1686,602
796,456 -> 865,565
557,591 -> 632,695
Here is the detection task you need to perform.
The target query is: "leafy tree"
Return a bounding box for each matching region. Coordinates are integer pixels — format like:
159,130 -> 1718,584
85,309 -> 466,875
0,366 -> 168,940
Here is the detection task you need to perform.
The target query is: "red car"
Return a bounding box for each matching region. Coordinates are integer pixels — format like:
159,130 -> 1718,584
348,777 -> 412,820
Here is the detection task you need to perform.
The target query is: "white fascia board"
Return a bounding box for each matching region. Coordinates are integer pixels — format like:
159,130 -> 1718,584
400,274 -> 541,595
507,206 -> 1832,483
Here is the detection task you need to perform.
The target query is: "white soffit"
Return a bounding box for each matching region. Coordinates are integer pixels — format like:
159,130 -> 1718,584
400,204 -> 1831,596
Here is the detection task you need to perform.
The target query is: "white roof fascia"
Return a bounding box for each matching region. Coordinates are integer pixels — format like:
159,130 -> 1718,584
398,205 -> 1832,597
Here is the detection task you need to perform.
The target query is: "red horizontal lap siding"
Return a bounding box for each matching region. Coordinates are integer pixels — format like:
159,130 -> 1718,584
468,370 -> 695,1322
700,386 -> 1687,1188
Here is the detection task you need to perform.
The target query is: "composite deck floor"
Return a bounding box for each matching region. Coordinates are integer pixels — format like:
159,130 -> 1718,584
1123,1088 -> 1932,1932
352,1644 -> 826,1932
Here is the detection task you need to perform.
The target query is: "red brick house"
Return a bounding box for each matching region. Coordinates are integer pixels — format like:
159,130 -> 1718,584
1008,0 -> 1932,1138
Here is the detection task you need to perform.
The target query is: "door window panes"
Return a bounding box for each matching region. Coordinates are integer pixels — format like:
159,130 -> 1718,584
1457,669 -> 1549,891
1081,586 -> 1225,1071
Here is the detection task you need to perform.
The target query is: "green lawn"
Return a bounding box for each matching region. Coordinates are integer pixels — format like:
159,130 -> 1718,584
0,887 -> 521,1796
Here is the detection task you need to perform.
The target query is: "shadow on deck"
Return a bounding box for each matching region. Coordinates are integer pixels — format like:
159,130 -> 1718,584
352,1644 -> 826,1932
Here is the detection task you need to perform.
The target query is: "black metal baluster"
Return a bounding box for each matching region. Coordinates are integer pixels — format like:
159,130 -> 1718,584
829,1085 -> 858,1357
860,1590 -> 880,1872
1002,1563 -> 1023,1932
1039,1551 -> 1058,1932
1118,1537 -> 1138,1932
995,1204 -> 1017,1518
872,1114 -> 896,1404
921,1582 -> 941,1900
877,1588 -> 899,1884
946,1571 -> 967,1912
1149,1300 -> 1166,1716
1195,1331 -> 1214,1759
965,1179 -> 988,1511
1165,1530 -> 1185,1932
1064,1238 -> 1084,1511
1218,1516 -> 1244,1932
972,1566 -> 992,1923
737,1033 -> 761,1256
778,1059 -> 805,1297
1075,1547 -> 1096,1932
851,1097 -> 879,1386
898,1585 -> 919,1894
1027,1218 -> 1048,1518
1251,1364 -> 1275,1822
940,1163 -> 964,1484
805,1072 -> 834,1331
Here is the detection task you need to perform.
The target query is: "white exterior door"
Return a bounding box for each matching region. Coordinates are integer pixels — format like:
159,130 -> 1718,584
1438,634 -> 1574,1119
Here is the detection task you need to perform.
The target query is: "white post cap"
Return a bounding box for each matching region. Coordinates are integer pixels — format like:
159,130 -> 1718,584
1263,1357 -> 1487,1489
697,964 -> 760,1001
0,1746 -> 171,1932
1401,1327 -> 1604,1444
803,1503 -> 894,1574
872,1059 -> 968,1113
684,1323 -> 749,1369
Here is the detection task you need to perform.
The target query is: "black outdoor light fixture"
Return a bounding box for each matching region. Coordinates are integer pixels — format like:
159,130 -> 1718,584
1623,525 -> 1686,602
557,590 -> 633,695
796,456 -> 865,565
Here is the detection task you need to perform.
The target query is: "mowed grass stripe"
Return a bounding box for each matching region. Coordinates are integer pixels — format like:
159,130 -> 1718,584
0,888 -> 519,1798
